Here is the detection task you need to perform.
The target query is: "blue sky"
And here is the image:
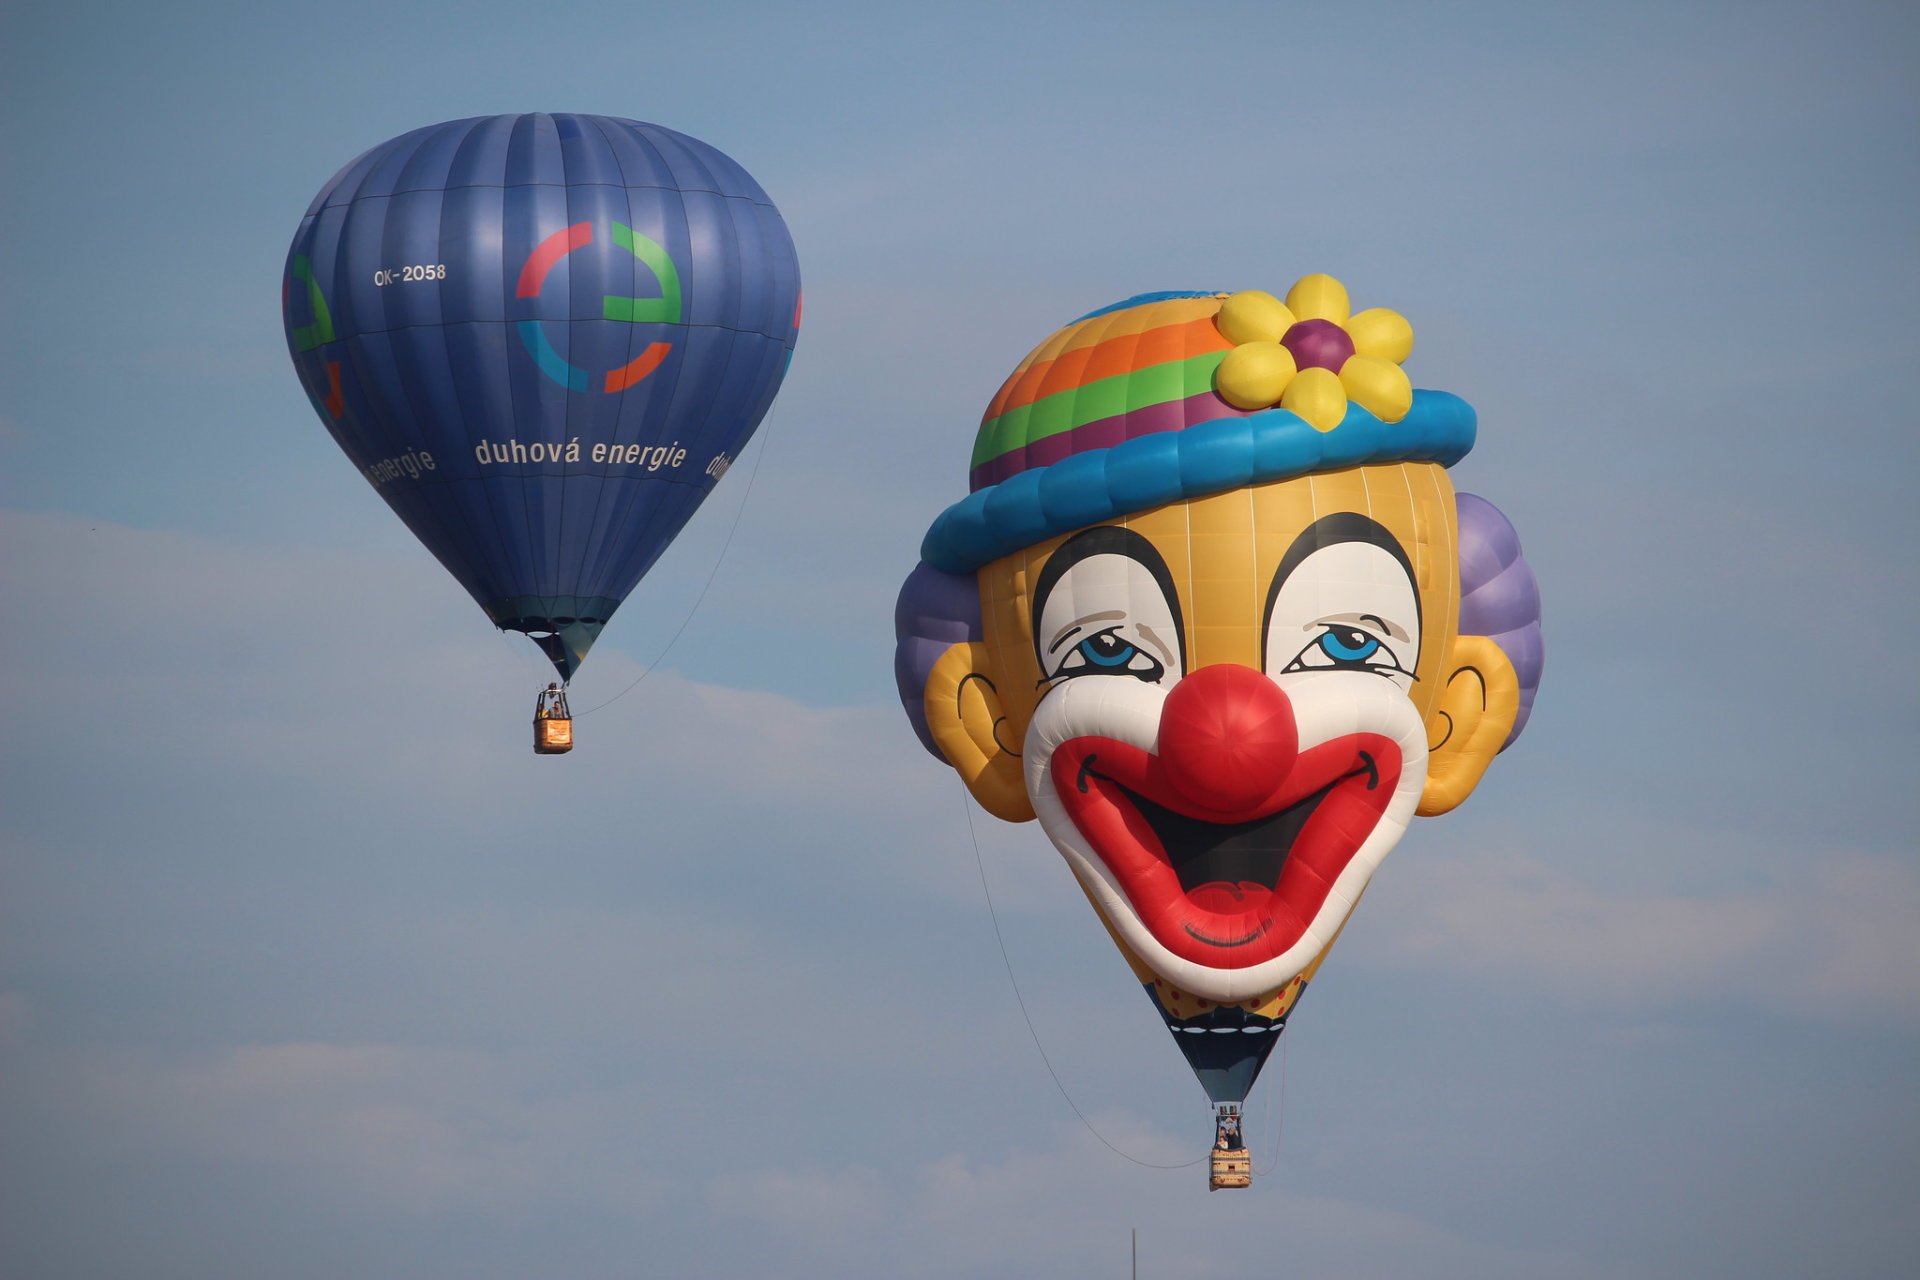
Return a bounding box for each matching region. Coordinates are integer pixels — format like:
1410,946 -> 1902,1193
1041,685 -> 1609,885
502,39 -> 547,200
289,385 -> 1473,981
2,2 -> 1916,1276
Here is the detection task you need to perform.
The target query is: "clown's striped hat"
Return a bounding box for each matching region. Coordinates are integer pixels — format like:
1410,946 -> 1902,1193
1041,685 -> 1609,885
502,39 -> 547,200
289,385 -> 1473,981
923,277 -> 1476,574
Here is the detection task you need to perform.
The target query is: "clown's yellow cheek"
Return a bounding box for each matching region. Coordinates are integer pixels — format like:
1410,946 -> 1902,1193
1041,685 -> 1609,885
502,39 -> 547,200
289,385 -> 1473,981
1417,635 -> 1522,816
922,641 -> 1034,823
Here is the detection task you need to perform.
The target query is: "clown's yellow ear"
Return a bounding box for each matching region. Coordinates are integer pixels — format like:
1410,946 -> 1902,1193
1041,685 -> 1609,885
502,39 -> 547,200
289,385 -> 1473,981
1418,635 -> 1521,816
924,643 -> 1034,822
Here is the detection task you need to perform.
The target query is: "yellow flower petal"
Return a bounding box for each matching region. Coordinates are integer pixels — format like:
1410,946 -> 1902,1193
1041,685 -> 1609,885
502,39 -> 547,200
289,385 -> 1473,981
1340,356 -> 1413,422
1285,274 -> 1350,325
1346,307 -> 1414,364
1215,341 -> 1296,410
1280,366 -> 1347,432
1216,290 -> 1295,345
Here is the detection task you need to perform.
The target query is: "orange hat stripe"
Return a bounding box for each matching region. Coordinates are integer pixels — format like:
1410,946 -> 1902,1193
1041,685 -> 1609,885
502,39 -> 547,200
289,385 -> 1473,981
987,312 -> 1230,420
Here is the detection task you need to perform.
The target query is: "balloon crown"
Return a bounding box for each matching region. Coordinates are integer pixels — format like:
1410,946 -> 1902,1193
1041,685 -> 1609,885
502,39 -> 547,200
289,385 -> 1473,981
922,276 -> 1476,574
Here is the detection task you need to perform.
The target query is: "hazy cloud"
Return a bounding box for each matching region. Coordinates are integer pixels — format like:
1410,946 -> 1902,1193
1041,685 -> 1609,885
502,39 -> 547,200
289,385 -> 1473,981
4,4 -> 1917,1278
1359,845 -> 1920,1021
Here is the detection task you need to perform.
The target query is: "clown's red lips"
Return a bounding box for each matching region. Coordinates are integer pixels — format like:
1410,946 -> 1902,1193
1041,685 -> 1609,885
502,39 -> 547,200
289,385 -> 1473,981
1048,667 -> 1400,969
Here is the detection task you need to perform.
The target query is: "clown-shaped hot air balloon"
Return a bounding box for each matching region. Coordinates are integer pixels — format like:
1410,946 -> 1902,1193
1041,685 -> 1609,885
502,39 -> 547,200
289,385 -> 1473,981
895,277 -> 1542,1187
284,115 -> 801,752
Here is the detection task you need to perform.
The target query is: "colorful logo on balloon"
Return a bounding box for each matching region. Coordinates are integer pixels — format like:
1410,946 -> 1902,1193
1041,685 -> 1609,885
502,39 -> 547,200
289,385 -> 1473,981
515,222 -> 683,394
285,255 -> 344,419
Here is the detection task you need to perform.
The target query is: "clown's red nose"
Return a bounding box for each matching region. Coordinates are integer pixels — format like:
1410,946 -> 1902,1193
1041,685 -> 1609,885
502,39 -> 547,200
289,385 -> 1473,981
1157,664 -> 1298,813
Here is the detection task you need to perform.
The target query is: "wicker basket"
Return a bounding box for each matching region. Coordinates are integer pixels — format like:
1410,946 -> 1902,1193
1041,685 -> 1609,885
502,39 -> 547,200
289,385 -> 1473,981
1210,1147 -> 1252,1190
534,716 -> 574,754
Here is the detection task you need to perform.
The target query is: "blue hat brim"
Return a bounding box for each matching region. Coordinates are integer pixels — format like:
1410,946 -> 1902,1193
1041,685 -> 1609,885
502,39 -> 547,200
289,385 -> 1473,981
921,390 -> 1476,574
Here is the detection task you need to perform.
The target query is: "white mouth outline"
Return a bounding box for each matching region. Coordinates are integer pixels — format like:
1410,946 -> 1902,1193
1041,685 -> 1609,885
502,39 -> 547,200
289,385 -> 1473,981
1025,670 -> 1429,1004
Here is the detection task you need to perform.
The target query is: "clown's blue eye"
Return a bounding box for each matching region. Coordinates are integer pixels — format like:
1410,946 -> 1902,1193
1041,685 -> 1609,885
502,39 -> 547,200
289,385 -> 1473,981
1282,624 -> 1407,678
1079,633 -> 1136,667
1318,628 -> 1380,662
1053,628 -> 1166,682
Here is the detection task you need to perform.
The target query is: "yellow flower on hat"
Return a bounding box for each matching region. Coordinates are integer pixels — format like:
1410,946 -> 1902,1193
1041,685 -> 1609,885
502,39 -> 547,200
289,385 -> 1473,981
1213,274 -> 1415,432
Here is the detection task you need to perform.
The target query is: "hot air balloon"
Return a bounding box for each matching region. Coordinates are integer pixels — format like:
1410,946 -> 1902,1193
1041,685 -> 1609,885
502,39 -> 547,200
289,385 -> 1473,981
894,277 -> 1543,1187
284,114 -> 800,752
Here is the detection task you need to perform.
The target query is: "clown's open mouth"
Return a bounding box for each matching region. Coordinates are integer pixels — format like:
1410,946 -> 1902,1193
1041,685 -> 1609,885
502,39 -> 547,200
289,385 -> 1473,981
1114,764 -> 1367,944
1051,736 -> 1399,968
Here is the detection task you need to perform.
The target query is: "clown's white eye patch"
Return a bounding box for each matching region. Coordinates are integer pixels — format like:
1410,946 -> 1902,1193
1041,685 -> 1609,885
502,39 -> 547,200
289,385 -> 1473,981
1264,528 -> 1420,691
1032,528 -> 1184,688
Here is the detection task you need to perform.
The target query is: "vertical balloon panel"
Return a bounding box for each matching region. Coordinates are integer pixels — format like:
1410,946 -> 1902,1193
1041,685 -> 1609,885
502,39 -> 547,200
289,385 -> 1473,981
284,114 -> 801,678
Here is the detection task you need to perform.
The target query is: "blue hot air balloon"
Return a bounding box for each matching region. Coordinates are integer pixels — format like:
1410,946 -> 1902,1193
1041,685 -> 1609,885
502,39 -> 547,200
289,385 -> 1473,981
283,114 -> 801,719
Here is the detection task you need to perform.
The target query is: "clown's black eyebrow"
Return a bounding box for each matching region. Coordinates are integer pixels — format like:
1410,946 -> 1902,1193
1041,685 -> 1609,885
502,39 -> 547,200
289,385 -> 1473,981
1262,514 -> 1421,665
1029,525 -> 1186,673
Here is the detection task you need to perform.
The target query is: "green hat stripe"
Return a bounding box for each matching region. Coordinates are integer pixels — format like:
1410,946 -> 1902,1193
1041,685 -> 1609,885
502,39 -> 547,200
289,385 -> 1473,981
970,350 -> 1228,469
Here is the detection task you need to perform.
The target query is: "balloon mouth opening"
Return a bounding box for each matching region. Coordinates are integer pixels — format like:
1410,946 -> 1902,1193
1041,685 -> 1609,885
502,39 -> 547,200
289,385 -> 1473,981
1049,734 -> 1400,969
484,595 -> 622,681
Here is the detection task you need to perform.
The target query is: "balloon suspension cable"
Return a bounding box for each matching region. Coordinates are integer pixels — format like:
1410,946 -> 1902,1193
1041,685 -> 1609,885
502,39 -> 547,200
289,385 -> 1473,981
501,626 -> 552,685
959,785 -> 1205,1171
573,422 -> 773,718
1254,1035 -> 1288,1177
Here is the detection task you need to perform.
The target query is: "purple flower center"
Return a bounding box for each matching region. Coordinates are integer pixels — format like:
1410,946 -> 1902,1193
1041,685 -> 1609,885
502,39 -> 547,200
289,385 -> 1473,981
1280,319 -> 1355,373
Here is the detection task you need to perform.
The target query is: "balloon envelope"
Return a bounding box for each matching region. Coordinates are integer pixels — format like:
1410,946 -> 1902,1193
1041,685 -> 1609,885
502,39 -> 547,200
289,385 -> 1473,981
895,281 -> 1544,1128
284,113 -> 801,677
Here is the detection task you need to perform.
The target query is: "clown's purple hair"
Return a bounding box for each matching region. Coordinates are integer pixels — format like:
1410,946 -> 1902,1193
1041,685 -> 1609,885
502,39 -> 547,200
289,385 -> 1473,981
1455,493 -> 1544,746
894,561 -> 982,758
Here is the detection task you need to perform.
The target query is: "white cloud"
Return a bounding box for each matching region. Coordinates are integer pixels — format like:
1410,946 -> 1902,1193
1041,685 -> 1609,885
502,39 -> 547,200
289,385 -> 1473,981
1353,844 -> 1920,1021
13,1030 -> 1660,1280
28,1039 -> 668,1217
707,1121 -> 1656,1280
0,507 -> 993,906
708,1162 -> 890,1238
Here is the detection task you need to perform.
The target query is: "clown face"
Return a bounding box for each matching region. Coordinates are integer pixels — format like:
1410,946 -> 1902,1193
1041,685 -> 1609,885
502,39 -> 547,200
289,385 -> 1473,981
919,462 -> 1522,1005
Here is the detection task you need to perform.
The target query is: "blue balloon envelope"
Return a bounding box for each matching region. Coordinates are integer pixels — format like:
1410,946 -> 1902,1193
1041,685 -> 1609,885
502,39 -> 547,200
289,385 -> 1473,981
284,114 -> 801,678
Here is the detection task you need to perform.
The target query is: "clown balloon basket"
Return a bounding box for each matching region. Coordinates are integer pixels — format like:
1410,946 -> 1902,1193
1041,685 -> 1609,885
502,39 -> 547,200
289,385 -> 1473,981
533,684 -> 573,755
1209,1103 -> 1251,1191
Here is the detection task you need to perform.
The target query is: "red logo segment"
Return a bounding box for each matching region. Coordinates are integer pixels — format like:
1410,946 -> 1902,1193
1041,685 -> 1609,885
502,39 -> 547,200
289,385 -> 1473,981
517,223 -> 594,298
